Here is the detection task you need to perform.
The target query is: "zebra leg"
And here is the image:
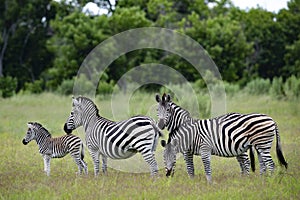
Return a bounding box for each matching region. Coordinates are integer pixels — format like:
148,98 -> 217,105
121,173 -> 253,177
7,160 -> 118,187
236,153 -> 250,175
102,156 -> 107,174
260,151 -> 275,174
200,151 -> 212,183
82,159 -> 88,175
90,150 -> 100,176
257,151 -> 267,175
70,152 -> 84,175
141,151 -> 159,176
43,155 -> 51,176
183,151 -> 194,178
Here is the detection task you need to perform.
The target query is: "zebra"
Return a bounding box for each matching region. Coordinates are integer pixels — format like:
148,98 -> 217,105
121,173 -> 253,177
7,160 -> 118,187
63,96 -> 162,176
156,93 -> 288,182
22,122 -> 88,176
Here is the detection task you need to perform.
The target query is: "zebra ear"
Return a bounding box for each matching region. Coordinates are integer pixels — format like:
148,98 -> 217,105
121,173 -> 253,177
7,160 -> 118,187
155,94 -> 161,102
27,122 -> 34,129
72,97 -> 80,106
166,94 -> 171,102
161,140 -> 167,147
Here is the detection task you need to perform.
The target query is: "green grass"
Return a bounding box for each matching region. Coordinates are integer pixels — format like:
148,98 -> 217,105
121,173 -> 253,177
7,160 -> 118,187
0,92 -> 299,199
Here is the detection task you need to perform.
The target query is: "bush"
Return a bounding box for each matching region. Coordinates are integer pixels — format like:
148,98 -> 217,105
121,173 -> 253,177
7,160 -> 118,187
97,80 -> 115,95
56,79 -> 74,95
244,78 -> 271,95
0,76 -> 17,98
76,75 -> 96,96
284,75 -> 300,99
224,81 -> 240,96
24,80 -> 44,94
269,77 -> 285,99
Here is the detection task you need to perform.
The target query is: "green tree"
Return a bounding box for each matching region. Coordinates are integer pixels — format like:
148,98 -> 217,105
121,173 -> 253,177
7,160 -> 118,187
46,11 -> 109,89
278,0 -> 300,77
0,0 -> 56,90
235,8 -> 285,80
284,35 -> 300,77
183,12 -> 252,82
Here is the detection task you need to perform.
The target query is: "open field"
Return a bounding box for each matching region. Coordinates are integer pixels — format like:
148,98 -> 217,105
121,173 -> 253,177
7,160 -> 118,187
0,92 -> 299,199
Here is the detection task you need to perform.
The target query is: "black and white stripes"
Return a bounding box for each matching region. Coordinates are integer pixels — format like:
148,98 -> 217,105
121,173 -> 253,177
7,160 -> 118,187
22,122 -> 87,176
64,96 -> 162,176
157,93 -> 288,182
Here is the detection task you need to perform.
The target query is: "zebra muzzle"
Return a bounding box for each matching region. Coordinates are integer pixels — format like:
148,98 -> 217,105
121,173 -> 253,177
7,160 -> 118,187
165,168 -> 173,177
158,119 -> 165,130
64,123 -> 73,134
22,139 -> 28,145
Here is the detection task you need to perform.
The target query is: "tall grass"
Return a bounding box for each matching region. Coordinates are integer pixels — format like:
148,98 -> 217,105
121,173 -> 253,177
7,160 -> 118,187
0,92 -> 299,199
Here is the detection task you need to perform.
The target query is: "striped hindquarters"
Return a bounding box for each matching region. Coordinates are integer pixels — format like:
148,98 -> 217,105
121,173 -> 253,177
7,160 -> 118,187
199,113 -> 276,157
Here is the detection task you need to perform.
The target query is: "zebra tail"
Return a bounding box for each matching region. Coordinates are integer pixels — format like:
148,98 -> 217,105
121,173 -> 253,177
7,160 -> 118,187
80,143 -> 85,160
249,146 -> 255,172
275,124 -> 288,169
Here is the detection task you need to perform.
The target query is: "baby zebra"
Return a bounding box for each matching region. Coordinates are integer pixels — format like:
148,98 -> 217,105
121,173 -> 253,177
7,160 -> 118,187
22,122 -> 87,176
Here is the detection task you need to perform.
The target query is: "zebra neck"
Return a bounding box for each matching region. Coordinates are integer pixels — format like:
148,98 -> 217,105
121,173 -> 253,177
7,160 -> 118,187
167,102 -> 191,133
83,114 -> 114,132
35,130 -> 51,147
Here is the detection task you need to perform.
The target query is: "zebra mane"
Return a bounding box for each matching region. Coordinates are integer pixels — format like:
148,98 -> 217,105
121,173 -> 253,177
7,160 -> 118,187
76,96 -> 101,118
170,102 -> 191,119
30,122 -> 52,138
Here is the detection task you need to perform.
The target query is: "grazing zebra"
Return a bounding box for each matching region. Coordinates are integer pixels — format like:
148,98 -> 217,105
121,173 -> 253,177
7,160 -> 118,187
22,122 -> 87,176
156,93 -> 288,182
63,96 -> 162,176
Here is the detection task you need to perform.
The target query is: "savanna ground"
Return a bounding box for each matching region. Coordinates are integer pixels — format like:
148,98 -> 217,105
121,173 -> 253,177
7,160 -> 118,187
0,91 -> 299,199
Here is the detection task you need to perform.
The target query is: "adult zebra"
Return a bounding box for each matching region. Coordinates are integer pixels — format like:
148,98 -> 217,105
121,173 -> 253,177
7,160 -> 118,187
22,122 -> 87,176
156,93 -> 288,182
64,96 -> 162,176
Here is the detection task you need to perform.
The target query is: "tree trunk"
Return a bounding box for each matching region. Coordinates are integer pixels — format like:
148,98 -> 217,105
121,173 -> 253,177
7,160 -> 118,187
0,23 -> 17,77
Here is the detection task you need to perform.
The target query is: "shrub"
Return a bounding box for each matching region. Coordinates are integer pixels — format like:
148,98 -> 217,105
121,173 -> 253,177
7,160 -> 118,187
269,77 -> 285,99
0,76 -> 17,98
284,75 -> 300,99
224,81 -> 240,96
24,80 -> 44,94
56,79 -> 74,95
97,80 -> 115,95
244,78 -> 271,95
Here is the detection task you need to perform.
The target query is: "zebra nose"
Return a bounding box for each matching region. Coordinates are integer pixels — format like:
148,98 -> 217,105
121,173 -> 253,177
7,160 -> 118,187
64,123 -> 72,134
166,168 -> 172,177
22,139 -> 28,145
158,119 -> 165,130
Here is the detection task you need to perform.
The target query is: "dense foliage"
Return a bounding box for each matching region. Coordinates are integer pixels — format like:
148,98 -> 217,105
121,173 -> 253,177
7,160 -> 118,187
1,0 -> 300,97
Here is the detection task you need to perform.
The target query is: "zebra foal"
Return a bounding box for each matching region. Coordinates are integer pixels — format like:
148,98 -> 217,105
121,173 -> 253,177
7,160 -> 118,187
22,122 -> 87,176
156,93 -> 288,182
63,96 -> 162,176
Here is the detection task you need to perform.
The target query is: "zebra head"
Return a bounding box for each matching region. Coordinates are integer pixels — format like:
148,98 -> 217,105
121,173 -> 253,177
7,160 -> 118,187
64,97 -> 83,134
155,93 -> 172,130
22,122 -> 37,145
161,139 -> 178,177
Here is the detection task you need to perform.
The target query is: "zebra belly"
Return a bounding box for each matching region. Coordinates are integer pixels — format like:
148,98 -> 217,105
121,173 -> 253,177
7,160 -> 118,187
51,153 -> 67,158
211,139 -> 250,157
103,145 -> 137,159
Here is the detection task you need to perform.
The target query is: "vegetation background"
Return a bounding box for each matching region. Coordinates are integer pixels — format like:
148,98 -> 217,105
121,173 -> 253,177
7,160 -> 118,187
1,0 -> 300,199
0,0 -> 300,96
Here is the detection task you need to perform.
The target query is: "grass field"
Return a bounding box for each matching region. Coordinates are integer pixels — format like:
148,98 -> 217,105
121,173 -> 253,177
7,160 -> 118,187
0,92 -> 299,199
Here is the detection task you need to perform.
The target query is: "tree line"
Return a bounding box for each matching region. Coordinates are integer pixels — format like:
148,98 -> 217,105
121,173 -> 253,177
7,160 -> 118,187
0,0 -> 300,97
